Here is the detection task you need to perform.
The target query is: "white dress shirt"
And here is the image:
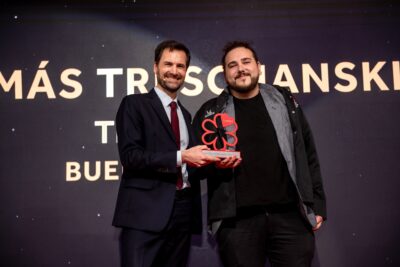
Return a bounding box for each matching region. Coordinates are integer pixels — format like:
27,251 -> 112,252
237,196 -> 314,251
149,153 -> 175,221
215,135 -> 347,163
154,87 -> 190,188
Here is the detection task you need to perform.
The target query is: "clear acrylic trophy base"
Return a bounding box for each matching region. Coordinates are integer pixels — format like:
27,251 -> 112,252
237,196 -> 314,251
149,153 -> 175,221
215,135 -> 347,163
202,150 -> 241,158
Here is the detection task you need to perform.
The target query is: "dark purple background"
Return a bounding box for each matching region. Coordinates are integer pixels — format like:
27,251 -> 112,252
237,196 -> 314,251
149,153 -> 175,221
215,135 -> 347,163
1,1 -> 399,266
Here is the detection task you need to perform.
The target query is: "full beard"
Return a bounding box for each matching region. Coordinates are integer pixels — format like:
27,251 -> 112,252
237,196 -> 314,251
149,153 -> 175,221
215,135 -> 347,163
228,74 -> 259,94
156,73 -> 184,94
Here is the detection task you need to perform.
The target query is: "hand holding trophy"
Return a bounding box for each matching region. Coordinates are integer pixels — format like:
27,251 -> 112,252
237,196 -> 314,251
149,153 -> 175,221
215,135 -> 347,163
201,113 -> 241,158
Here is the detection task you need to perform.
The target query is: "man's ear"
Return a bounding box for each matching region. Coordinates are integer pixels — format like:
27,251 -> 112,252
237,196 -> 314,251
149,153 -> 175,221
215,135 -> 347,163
153,63 -> 158,74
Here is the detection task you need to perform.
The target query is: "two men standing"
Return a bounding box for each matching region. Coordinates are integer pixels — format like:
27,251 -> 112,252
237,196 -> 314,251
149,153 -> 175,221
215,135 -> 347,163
113,40 -> 326,267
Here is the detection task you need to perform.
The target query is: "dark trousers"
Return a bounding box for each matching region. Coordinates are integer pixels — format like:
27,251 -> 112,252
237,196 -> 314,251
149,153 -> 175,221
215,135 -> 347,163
217,208 -> 315,267
120,190 -> 193,267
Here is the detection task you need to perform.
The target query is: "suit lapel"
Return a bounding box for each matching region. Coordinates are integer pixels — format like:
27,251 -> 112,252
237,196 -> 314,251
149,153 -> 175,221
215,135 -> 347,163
148,89 -> 177,144
178,101 -> 194,147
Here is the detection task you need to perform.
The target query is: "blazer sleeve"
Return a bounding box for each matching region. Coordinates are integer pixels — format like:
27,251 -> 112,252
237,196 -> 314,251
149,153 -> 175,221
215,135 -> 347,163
116,96 -> 177,173
297,106 -> 327,219
275,85 -> 327,219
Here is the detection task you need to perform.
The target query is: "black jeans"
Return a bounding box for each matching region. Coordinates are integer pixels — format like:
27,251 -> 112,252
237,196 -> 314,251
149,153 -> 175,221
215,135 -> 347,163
217,207 -> 315,267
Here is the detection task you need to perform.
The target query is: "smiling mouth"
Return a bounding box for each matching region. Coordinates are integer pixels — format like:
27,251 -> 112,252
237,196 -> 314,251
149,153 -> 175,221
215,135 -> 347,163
164,74 -> 182,81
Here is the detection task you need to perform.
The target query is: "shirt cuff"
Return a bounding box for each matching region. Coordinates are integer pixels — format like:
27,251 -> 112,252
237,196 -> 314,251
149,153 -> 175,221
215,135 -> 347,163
177,151 -> 182,167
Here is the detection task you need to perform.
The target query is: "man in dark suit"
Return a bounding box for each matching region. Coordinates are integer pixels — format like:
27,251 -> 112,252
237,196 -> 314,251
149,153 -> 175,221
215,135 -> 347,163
113,40 -> 218,267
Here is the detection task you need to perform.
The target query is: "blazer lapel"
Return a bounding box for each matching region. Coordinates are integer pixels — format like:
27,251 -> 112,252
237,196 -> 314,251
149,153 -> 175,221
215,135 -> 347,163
148,89 -> 177,144
178,101 -> 195,147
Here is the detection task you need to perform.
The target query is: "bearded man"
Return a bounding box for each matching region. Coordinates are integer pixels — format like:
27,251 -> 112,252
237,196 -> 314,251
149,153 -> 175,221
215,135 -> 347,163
193,41 -> 327,267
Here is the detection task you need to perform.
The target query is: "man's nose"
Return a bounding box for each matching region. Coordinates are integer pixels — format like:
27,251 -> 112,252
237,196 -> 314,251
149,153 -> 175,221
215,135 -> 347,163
237,62 -> 245,71
170,65 -> 178,74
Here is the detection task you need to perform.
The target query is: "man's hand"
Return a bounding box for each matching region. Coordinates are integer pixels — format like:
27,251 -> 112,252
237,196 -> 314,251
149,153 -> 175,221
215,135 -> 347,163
215,156 -> 241,169
312,215 -> 324,231
182,145 -> 220,167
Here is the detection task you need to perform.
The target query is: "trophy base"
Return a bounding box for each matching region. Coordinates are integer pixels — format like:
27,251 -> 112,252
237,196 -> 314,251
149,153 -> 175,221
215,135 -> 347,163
202,150 -> 241,158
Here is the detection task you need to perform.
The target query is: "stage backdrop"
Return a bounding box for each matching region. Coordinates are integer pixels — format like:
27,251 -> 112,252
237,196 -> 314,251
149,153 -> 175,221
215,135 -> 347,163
1,1 -> 399,266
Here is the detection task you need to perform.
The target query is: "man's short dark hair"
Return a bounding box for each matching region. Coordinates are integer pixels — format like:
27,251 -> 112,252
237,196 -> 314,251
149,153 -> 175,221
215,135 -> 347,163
221,41 -> 259,68
154,40 -> 191,67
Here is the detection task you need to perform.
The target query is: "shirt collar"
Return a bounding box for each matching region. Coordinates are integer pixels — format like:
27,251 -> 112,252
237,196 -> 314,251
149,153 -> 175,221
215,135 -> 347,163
154,87 -> 179,108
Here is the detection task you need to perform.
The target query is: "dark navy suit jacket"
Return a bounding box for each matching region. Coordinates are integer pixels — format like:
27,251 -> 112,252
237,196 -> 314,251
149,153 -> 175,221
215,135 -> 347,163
112,89 -> 202,233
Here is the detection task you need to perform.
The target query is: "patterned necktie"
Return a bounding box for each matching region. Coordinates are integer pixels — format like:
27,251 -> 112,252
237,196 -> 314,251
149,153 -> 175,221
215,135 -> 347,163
170,101 -> 183,189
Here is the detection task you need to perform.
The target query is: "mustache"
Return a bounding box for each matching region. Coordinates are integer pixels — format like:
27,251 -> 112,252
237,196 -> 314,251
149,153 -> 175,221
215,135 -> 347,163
234,71 -> 250,79
164,72 -> 183,80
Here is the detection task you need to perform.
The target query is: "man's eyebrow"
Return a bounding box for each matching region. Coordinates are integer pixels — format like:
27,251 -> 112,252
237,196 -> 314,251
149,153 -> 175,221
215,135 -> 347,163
227,57 -> 253,65
227,60 -> 238,65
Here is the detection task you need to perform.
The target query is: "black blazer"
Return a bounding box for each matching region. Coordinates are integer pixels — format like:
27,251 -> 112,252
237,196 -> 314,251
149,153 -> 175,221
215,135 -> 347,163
112,89 -> 202,233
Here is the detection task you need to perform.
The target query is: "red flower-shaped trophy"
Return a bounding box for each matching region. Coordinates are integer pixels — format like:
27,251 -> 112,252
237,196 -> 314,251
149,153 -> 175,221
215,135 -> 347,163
201,113 -> 241,158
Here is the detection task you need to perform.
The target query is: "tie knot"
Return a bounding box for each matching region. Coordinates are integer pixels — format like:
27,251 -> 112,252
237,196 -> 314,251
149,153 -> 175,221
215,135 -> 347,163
170,101 -> 177,109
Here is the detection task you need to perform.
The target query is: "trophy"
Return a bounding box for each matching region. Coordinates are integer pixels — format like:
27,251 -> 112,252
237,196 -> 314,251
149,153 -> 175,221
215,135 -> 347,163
201,113 -> 241,158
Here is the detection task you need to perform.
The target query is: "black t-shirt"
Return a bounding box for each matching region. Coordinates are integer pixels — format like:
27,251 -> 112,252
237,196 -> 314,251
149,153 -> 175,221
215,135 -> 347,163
233,93 -> 296,208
